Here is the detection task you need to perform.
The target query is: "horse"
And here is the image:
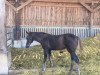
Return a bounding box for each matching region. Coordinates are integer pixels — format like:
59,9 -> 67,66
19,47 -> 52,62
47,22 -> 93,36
26,31 -> 83,75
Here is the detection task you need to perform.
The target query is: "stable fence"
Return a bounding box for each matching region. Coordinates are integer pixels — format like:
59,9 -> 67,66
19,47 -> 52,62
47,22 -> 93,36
6,27 -> 14,47
6,26 -> 100,47
19,26 -> 100,39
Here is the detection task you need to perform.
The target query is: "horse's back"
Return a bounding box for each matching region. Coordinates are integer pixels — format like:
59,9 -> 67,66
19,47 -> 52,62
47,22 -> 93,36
38,33 -> 79,50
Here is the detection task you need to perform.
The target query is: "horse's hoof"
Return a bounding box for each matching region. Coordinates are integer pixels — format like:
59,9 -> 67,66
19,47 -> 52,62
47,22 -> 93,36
50,64 -> 53,67
68,71 -> 72,75
40,69 -> 45,75
41,68 -> 46,72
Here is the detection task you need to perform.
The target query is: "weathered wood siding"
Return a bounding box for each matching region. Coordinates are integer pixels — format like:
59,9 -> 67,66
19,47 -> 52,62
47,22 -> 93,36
6,3 -> 15,26
93,9 -> 100,26
20,2 -> 90,26
5,1 -> 100,27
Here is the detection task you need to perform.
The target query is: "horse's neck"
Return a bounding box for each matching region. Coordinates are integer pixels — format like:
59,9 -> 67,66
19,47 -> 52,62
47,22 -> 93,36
35,37 -> 42,43
34,33 -> 49,43
34,35 -> 44,43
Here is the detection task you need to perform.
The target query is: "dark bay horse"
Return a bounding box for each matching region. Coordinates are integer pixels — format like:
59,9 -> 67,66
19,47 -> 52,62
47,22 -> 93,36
26,31 -> 83,75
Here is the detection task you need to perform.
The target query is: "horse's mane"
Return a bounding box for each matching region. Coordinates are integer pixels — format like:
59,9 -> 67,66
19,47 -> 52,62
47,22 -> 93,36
32,32 -> 51,35
30,32 -> 51,39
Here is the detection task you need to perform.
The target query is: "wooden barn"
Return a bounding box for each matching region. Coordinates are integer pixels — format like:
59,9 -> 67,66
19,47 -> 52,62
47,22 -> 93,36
5,0 -> 100,47
0,0 -> 100,74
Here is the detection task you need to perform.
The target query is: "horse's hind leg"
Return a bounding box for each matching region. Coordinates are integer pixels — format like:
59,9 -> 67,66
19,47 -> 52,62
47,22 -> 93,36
76,62 -> 80,75
69,60 -> 74,73
70,52 -> 80,75
68,60 -> 74,75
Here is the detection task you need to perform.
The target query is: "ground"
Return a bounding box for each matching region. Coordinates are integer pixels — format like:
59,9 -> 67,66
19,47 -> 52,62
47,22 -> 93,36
9,34 -> 100,75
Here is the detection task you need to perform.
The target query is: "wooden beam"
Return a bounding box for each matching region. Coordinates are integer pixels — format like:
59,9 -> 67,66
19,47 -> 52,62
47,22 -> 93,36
13,0 -> 100,12
7,0 -> 100,4
0,0 -> 8,74
5,1 -> 16,11
6,0 -> 100,12
16,0 -> 85,11
79,1 -> 93,12
30,2 -> 82,8
34,0 -> 79,3
89,3 -> 94,37
33,0 -> 99,3
14,0 -> 21,40
17,0 -> 33,11
93,4 -> 100,12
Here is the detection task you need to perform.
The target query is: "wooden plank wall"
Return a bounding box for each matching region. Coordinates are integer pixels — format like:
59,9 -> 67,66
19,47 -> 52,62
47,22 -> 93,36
5,1 -> 100,27
6,2 -> 15,27
93,9 -> 100,26
20,2 -> 90,26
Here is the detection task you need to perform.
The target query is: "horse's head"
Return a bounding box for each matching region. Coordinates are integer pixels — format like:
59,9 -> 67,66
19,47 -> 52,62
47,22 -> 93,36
26,31 -> 34,48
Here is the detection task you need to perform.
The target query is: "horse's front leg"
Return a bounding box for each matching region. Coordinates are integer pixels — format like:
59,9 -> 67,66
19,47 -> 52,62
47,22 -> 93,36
42,49 -> 47,72
48,50 -> 53,67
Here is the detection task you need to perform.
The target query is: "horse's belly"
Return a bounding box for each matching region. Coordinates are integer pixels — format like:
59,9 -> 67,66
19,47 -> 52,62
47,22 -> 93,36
51,44 -> 66,50
49,36 -> 66,50
56,46 -> 66,50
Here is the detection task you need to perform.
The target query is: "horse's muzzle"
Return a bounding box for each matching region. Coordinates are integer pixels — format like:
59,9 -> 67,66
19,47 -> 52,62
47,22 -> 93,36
26,45 -> 29,48
26,43 -> 30,48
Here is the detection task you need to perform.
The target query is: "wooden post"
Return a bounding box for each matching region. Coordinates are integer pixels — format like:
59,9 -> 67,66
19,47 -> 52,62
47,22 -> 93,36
0,0 -> 8,75
14,0 -> 21,40
89,2 -> 94,37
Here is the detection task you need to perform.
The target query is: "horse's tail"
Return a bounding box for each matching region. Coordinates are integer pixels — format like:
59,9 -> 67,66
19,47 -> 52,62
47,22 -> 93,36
77,37 -> 83,51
